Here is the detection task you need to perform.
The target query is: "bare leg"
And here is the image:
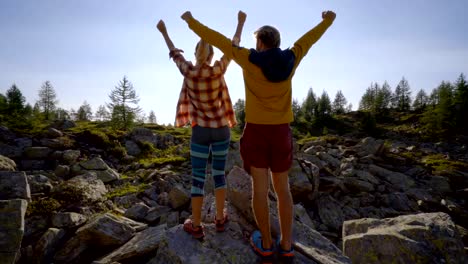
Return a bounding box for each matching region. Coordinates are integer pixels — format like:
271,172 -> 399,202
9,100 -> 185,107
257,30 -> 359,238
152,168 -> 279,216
250,166 -> 272,249
191,196 -> 203,227
271,170 -> 293,250
214,188 -> 226,220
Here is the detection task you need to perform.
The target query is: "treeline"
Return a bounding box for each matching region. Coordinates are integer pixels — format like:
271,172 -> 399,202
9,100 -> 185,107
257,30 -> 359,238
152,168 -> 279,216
2,73 -> 467,140
0,76 -> 157,131
233,73 -> 468,140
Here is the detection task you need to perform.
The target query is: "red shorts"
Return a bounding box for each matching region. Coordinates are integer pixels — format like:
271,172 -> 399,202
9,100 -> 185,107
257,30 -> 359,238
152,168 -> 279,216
240,123 -> 293,174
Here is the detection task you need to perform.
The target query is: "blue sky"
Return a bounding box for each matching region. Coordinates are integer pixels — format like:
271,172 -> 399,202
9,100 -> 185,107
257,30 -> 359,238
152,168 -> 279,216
1,0 -> 467,125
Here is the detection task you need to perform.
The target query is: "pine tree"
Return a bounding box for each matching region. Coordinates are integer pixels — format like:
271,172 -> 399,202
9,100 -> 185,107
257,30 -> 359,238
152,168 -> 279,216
377,81 -> 393,113
233,99 -> 246,129
95,105 -> 110,121
292,98 -> 302,121
359,83 -> 377,112
302,88 -> 317,122
317,91 -> 332,118
148,110 -> 157,124
37,81 -> 58,120
0,94 -> 7,123
6,84 -> 26,117
392,77 -> 412,112
107,76 -> 141,130
332,90 -> 347,115
454,73 -> 468,131
422,81 -> 454,138
55,108 -> 70,120
76,101 -> 93,121
412,89 -> 428,111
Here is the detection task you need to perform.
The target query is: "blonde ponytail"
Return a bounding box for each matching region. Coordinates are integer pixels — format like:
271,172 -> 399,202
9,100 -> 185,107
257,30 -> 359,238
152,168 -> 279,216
195,40 -> 214,66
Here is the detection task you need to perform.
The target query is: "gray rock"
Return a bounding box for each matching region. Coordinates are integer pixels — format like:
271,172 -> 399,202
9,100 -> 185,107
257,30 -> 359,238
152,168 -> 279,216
53,172 -> 107,204
168,184 -> 190,209
316,195 -> 344,231
27,174 -> 53,194
33,228 -> 66,264
62,150 -> 81,165
47,127 -> 63,138
0,199 -> 27,264
52,212 -> 87,228
0,154 -> 16,171
343,212 -> 466,264
124,203 -> 150,222
24,147 -> 52,159
54,165 -> 70,178
76,213 -> 145,246
93,225 -> 167,264
369,164 -> 415,191
0,171 -> 30,200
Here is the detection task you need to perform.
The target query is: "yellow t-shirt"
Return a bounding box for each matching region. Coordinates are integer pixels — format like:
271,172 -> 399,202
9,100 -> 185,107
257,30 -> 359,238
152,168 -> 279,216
187,17 -> 333,124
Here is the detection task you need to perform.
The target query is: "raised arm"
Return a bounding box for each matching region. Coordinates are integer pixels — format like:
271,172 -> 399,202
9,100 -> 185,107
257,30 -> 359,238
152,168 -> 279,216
157,20 -> 184,55
181,11 -> 251,68
232,11 -> 246,46
291,11 -> 336,65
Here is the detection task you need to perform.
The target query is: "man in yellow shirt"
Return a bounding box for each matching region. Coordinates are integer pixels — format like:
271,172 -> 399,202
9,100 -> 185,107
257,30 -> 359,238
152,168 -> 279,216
182,10 -> 336,262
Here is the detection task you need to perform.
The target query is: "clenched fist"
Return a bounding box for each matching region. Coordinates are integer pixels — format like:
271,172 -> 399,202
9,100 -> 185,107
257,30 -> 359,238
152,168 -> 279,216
322,11 -> 336,22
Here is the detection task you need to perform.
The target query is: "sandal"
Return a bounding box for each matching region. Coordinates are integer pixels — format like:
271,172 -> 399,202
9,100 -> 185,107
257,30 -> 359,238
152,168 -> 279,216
183,218 -> 205,239
214,210 -> 229,232
276,238 -> 294,263
250,230 -> 274,262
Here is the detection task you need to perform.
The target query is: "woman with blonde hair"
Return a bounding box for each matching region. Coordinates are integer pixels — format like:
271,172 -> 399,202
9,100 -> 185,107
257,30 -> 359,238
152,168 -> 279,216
157,11 -> 246,239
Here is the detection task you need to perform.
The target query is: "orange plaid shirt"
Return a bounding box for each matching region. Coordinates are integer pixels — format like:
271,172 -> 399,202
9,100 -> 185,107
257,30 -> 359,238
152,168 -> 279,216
172,51 -> 237,128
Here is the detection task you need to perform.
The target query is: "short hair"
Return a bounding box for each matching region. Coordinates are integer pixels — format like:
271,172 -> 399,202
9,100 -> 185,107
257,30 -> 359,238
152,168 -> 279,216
254,25 -> 281,48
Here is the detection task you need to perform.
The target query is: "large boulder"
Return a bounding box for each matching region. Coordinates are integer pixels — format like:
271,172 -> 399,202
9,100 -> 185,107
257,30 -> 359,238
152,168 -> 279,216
343,212 -> 467,264
0,199 -> 28,264
0,155 -> 16,171
0,171 -> 30,200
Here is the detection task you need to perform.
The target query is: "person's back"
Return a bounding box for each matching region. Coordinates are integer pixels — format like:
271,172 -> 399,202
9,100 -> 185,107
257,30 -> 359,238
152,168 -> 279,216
182,10 -> 336,263
183,12 -> 336,124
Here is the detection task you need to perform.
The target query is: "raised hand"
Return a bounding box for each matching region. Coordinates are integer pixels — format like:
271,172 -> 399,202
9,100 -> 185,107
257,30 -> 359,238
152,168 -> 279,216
238,10 -> 246,24
322,10 -> 336,22
157,20 -> 167,33
181,11 -> 193,21
233,10 -> 247,45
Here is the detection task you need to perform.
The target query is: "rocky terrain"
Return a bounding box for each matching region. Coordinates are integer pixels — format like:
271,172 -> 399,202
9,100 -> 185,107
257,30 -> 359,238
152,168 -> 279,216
0,122 -> 467,264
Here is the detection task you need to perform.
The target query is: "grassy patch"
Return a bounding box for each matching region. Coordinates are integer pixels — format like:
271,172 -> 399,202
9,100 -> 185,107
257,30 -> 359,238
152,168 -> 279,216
106,182 -> 149,199
138,156 -> 186,167
422,154 -> 468,173
296,136 -> 319,146
26,198 -> 61,217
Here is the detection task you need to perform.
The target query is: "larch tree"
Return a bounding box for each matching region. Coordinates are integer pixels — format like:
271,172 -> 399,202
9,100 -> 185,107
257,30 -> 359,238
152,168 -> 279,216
332,90 -> 347,115
412,89 -> 429,111
107,76 -> 141,130
148,110 -> 157,124
392,77 -> 412,112
76,101 -> 93,121
37,81 -> 58,120
95,105 -> 110,121
454,73 -> 468,131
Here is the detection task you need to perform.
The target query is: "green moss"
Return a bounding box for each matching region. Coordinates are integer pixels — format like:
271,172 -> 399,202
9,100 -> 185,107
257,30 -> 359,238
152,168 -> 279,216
138,156 -> 186,167
26,198 -> 61,217
296,136 -> 319,146
422,154 -> 468,173
106,182 -> 149,199
363,250 -> 379,262
137,140 -> 156,157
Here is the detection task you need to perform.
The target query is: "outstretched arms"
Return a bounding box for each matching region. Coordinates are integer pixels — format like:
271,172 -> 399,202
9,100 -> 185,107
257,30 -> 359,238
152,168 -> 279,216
180,11 -> 252,67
